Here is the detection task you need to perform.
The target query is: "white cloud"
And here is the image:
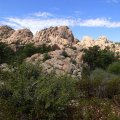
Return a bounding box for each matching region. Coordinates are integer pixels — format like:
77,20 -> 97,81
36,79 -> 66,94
79,18 -> 120,27
1,12 -> 120,34
33,12 -> 54,17
4,17 -> 76,33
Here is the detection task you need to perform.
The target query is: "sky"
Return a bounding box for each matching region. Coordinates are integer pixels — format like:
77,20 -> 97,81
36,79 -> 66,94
0,0 -> 120,42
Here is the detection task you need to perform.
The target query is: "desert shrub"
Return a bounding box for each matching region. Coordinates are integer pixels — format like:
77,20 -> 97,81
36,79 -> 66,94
34,74 -> 77,120
90,69 -> 120,98
108,61 -> 120,75
73,98 -> 120,120
113,94 -> 120,106
12,44 -> 53,64
0,42 -> 14,64
106,78 -> 120,98
78,78 -> 92,98
36,44 -> 52,53
78,68 -> 120,98
81,63 -> 91,79
0,63 -> 42,119
0,99 -> 17,120
115,42 -> 120,45
0,63 -> 78,120
83,45 -> 117,70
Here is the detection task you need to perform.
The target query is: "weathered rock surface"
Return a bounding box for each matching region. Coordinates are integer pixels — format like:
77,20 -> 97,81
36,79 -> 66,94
0,25 -> 119,53
5,29 -> 33,45
76,35 -> 120,54
0,25 -> 14,41
0,25 -> 120,77
0,27 -> 33,50
33,26 -> 75,49
26,49 -> 83,78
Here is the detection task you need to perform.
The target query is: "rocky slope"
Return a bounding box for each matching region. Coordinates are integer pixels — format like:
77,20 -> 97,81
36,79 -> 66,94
75,36 -> 120,53
26,49 -> 83,78
0,25 -> 120,77
0,25 -> 15,41
34,26 -> 76,49
0,25 -> 119,53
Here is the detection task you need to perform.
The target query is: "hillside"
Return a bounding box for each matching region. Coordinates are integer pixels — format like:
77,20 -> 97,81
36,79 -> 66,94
0,25 -> 120,76
0,25 -> 120,120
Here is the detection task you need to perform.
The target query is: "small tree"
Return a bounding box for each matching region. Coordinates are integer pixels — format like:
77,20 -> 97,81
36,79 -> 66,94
83,45 -> 117,70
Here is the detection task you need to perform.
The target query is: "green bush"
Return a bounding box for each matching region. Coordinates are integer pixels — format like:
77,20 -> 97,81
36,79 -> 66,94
0,63 -> 42,119
0,63 -> 77,120
108,61 -> 120,75
83,45 -> 118,70
14,44 -> 53,64
90,69 -> 120,98
34,74 -> 77,120
0,42 -> 14,64
72,98 -> 120,120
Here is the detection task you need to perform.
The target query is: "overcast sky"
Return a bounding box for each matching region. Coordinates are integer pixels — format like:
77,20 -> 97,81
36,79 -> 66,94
0,0 -> 120,42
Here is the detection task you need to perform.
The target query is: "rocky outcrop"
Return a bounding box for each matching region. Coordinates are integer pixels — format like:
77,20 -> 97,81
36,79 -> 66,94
75,35 -> 120,54
3,29 -> 33,45
33,26 -> 75,49
0,25 -> 119,53
26,49 -> 83,78
0,25 -> 14,41
1,28 -> 33,50
0,25 -> 76,50
0,25 -> 119,77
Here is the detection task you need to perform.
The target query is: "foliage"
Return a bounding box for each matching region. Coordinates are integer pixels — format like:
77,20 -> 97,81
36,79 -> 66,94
0,42 -> 120,119
72,98 -> 120,120
14,44 -> 53,64
0,63 -> 42,119
0,63 -> 77,120
0,42 -> 14,64
90,69 -> 120,98
34,74 -> 77,119
108,61 -> 120,75
79,68 -> 120,98
115,42 -> 120,45
83,45 -> 118,70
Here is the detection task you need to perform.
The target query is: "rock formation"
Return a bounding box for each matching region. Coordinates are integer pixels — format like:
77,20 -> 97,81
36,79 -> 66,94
0,25 -> 120,77
75,35 -> 120,54
5,28 -> 33,45
26,49 -> 83,78
0,25 -> 14,41
2,28 -> 33,50
33,26 -> 75,49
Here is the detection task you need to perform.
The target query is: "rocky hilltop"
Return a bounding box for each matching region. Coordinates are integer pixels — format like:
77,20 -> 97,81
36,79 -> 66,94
34,26 -> 76,49
0,25 -> 120,77
75,36 -> 120,53
0,25 -> 76,50
0,25 -> 120,52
